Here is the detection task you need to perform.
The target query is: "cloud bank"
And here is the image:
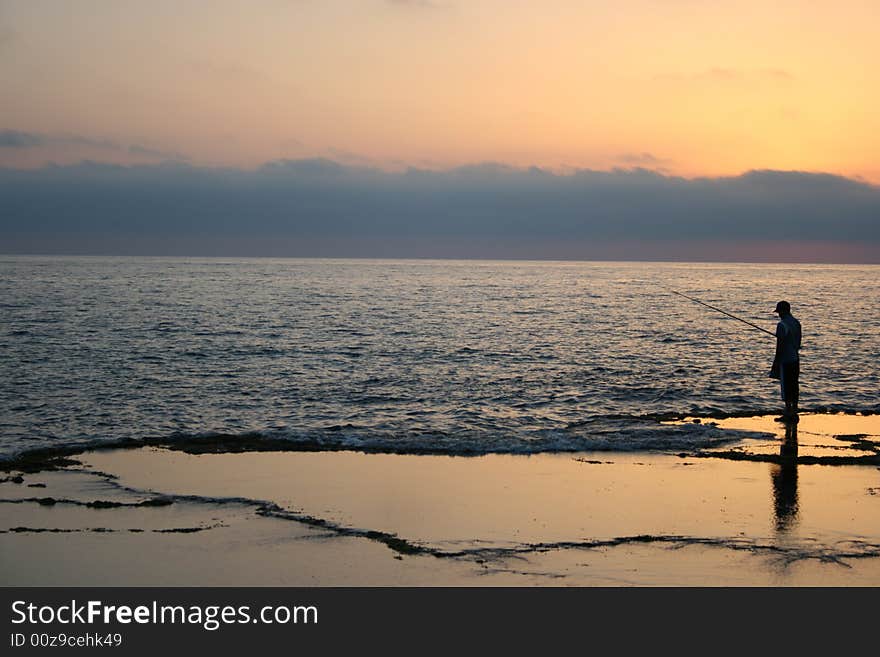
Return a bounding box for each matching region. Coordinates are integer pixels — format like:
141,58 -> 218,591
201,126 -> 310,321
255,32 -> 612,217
0,130 -> 187,162
1,159 -> 878,262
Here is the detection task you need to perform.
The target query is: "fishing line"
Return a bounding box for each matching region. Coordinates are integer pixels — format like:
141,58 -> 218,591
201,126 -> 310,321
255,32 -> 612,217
662,285 -> 776,340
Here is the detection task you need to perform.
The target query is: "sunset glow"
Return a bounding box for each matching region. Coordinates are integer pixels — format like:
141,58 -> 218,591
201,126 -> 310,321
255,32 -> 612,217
2,0 -> 878,181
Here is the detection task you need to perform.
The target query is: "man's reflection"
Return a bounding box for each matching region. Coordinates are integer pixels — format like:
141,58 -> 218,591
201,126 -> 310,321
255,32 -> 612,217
771,422 -> 799,533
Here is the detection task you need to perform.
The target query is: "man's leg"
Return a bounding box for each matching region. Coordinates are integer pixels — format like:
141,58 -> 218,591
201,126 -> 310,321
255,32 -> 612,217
776,368 -> 789,421
782,362 -> 799,420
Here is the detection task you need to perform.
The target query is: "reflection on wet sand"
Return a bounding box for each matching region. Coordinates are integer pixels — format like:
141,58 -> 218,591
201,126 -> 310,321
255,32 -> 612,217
771,422 -> 799,534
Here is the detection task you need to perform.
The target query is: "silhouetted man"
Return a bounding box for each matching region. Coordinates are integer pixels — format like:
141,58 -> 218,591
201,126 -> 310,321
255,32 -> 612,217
769,300 -> 801,422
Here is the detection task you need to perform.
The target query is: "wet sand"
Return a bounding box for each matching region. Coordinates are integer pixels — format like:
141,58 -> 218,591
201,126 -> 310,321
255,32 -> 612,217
2,413 -> 879,586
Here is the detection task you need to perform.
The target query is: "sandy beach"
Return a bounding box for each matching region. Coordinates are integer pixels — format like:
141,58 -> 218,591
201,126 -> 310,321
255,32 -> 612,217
2,412 -> 878,586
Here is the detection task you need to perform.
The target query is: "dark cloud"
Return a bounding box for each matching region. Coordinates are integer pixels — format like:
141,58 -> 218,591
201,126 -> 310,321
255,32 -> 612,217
60,134 -> 120,150
1,160 -> 878,262
0,130 -> 43,148
0,129 -> 119,151
0,129 -> 188,161
128,145 -> 189,161
259,157 -> 370,178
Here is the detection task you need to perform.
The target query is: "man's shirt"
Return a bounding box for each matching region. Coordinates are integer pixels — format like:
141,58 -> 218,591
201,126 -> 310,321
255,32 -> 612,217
776,314 -> 802,364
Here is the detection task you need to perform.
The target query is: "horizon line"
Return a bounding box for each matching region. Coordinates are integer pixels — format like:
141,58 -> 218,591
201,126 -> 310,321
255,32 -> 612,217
3,252 -> 879,267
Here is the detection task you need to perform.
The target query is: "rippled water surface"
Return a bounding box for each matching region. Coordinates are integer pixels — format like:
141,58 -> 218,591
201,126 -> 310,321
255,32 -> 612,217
1,256 -> 878,458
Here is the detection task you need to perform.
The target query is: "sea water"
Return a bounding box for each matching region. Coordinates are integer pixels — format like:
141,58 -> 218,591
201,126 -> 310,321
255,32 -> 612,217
1,256 -> 878,460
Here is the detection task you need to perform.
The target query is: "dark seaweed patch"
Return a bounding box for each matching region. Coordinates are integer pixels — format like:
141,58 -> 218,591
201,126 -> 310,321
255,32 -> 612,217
1,454 -> 82,474
2,524 -> 218,534
693,450 -> 880,466
0,497 -> 174,509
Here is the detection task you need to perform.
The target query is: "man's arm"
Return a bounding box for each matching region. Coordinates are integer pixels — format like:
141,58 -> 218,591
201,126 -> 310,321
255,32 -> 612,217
769,322 -> 784,378
775,321 -> 786,358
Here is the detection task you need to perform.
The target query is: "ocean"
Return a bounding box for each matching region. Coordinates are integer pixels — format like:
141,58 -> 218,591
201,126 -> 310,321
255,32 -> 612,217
1,256 -> 878,461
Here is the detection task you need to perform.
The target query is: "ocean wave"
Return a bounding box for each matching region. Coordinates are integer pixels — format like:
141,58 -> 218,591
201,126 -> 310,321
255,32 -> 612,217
3,408 -> 877,470
0,413 -> 772,468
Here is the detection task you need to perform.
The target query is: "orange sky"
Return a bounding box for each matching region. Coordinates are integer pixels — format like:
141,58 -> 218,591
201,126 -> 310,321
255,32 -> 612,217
1,0 -> 878,182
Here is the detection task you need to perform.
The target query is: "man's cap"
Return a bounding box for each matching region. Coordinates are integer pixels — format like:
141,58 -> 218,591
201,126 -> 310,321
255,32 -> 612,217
774,300 -> 791,314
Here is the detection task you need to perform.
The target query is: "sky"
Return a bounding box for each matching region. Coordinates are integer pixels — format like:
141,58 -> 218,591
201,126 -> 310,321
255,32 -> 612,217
1,1 -> 879,261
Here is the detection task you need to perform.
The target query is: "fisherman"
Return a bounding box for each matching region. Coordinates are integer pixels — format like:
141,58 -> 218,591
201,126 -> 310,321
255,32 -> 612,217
769,301 -> 801,422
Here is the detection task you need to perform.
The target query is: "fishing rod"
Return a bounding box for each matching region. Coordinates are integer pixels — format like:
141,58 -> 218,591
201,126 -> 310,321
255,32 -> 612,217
664,287 -> 776,339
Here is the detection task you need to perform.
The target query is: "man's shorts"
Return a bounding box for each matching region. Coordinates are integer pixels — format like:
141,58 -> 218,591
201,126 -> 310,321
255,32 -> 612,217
780,361 -> 800,403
